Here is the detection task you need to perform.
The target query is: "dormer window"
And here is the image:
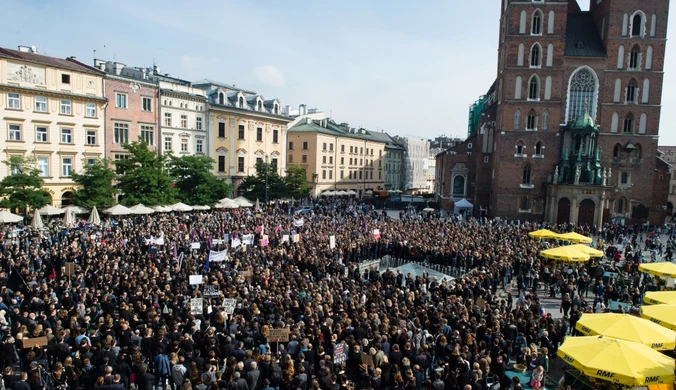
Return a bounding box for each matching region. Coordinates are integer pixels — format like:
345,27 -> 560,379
257,101 -> 262,111
218,93 -> 224,105
273,104 -> 279,114
576,41 -> 584,50
238,96 -> 244,108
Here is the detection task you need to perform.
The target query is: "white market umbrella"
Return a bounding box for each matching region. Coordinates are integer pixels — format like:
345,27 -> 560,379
30,210 -> 43,229
0,211 -> 23,223
216,199 -> 239,209
103,204 -> 133,215
193,205 -> 211,210
234,196 -> 254,207
39,204 -> 64,216
128,204 -> 156,215
346,190 -> 357,195
323,191 -> 336,196
171,202 -> 193,212
151,205 -> 172,212
364,190 -> 373,196
88,206 -> 101,225
63,205 -> 88,214
423,207 -> 435,212
63,210 -> 75,228
219,197 -> 234,203
336,190 -> 348,196
255,198 -> 261,210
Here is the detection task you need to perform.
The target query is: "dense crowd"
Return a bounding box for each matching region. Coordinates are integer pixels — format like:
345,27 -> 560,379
0,199 -> 667,390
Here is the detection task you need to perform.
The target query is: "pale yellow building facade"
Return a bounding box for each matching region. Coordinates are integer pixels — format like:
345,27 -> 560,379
287,118 -> 386,198
193,80 -> 291,192
0,46 -> 106,206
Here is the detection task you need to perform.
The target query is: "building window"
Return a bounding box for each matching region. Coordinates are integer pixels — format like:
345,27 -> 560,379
302,141 -> 308,150
289,141 -> 294,150
623,113 -> 634,133
523,165 -> 532,184
116,93 -> 127,108
629,45 -> 640,69
271,158 -> 278,168
164,112 -> 172,126
329,156 -> 333,164
532,10 -> 542,35
36,126 -> 48,142
566,67 -> 597,122
86,130 -> 96,145
142,97 -> 152,112
527,109 -> 537,130
61,74 -> 70,84
8,124 -> 21,141
180,138 -> 188,152
340,171 -> 344,179
164,136 -> 172,151
62,158 -> 73,177
631,13 -> 643,37
196,139 -> 203,154
61,128 -> 72,144
37,157 -> 49,177
514,109 -> 522,130
349,171 -> 352,180
322,170 -> 326,180
535,142 -> 543,155
8,93 -> 20,109
218,122 -> 226,138
530,44 -> 541,67
114,123 -> 129,144
528,75 -> 539,99
141,125 -> 154,145
274,104 -> 279,114
516,144 -> 525,155
180,115 -> 188,128
60,100 -> 72,115
621,171 -> 630,185
256,127 -> 263,142
257,101 -> 262,111
218,93 -> 225,105
238,125 -> 245,139
301,155 -> 308,163
196,117 -> 203,130
35,96 -> 47,112
359,171 -> 363,179
288,154 -> 293,163
330,170 -> 333,179
238,156 -> 245,172
340,157 -> 344,165
452,176 -> 465,197
542,110 -> 549,130
520,195 -> 530,211
613,144 -> 621,158
218,156 -> 226,172
323,143 -> 327,151
616,198 -> 625,213
626,79 -> 637,103
341,145 -> 345,152
85,103 -> 96,117
87,158 -> 96,166
238,97 -> 244,108
273,129 -> 279,143
322,156 -> 327,164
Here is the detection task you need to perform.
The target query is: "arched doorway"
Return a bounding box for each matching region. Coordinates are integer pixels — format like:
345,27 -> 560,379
578,199 -> 595,226
61,191 -> 73,207
557,198 -> 571,224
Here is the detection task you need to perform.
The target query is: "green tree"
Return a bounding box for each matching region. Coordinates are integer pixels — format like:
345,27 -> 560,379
239,161 -> 285,202
284,165 -> 311,198
168,155 -> 233,205
0,155 -> 51,212
115,138 -> 177,206
71,159 -> 117,208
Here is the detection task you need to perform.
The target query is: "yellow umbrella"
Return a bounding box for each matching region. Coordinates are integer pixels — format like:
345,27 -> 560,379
566,243 -> 604,258
528,229 -> 559,239
639,262 -> 676,278
557,231 -> 593,243
641,304 -> 676,331
575,313 -> 676,350
540,246 -> 590,262
644,291 -> 676,305
557,336 -> 675,386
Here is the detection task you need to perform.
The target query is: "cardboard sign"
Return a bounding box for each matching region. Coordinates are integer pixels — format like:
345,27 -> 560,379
64,262 -> 75,277
22,336 -> 48,349
223,298 -> 237,314
203,285 -> 219,298
260,235 -> 269,247
190,242 -> 201,250
189,275 -> 203,285
190,298 -> 203,315
268,328 -> 290,342
329,235 -> 335,249
282,235 -> 290,243
361,353 -> 374,368
292,234 -> 300,243
242,234 -> 255,246
334,344 -> 346,364
373,229 -> 380,240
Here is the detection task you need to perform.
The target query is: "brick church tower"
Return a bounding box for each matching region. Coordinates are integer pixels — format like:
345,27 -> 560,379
436,0 -> 671,225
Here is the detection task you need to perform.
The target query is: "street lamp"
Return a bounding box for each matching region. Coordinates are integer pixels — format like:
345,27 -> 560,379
265,154 -> 269,206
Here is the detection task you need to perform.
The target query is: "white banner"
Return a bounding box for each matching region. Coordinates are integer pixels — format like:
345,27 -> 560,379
242,234 -> 255,246
190,242 -> 201,250
231,238 -> 242,248
208,250 -> 228,262
223,298 -> 236,314
330,235 -> 335,249
189,275 -> 203,285
294,218 -> 304,227
190,298 -> 203,315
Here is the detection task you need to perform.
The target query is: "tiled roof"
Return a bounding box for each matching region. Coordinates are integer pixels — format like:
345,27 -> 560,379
192,79 -> 256,94
564,13 -> 607,57
0,47 -> 104,75
289,119 -> 387,143
369,131 -> 406,150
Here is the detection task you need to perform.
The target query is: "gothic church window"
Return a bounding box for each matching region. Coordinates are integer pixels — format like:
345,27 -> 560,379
626,79 -> 637,103
623,113 -> 634,133
528,76 -> 540,99
530,44 -> 541,67
629,45 -> 640,69
566,67 -> 597,122
532,10 -> 543,35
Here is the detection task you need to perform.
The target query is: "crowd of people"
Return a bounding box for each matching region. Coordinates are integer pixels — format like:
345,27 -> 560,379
0,198 -> 668,390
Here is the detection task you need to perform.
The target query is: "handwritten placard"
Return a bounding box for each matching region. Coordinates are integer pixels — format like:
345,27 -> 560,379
268,328 -> 290,342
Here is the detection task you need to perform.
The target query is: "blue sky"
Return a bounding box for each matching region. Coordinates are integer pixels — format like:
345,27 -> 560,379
2,0 -> 675,144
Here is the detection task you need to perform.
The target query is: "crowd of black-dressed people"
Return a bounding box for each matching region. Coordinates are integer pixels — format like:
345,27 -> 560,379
0,198 -> 669,390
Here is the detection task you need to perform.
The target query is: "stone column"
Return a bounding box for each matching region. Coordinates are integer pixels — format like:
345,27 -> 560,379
597,192 -> 606,228
570,197 -> 578,224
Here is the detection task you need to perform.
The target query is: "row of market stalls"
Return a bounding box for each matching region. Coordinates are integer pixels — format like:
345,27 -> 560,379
528,229 -> 676,389
0,196 -> 261,227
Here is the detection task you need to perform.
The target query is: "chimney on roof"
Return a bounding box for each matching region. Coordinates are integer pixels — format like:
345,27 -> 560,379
114,62 -> 124,76
299,104 -> 306,116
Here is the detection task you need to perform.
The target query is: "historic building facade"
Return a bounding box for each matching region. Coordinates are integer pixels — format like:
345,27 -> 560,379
370,131 -> 405,191
0,46 -> 106,207
437,0 -> 671,225
394,136 -> 430,193
287,118 -> 386,198
192,80 -> 291,191
94,59 -> 159,158
157,77 -> 208,157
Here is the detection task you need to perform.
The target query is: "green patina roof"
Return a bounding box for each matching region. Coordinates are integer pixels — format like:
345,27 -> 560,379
574,111 -> 595,129
288,118 -> 387,143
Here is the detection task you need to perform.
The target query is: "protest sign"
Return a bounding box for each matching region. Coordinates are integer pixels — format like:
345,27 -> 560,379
268,328 -> 290,342
223,298 -> 237,314
190,298 -> 203,315
189,275 -> 203,285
